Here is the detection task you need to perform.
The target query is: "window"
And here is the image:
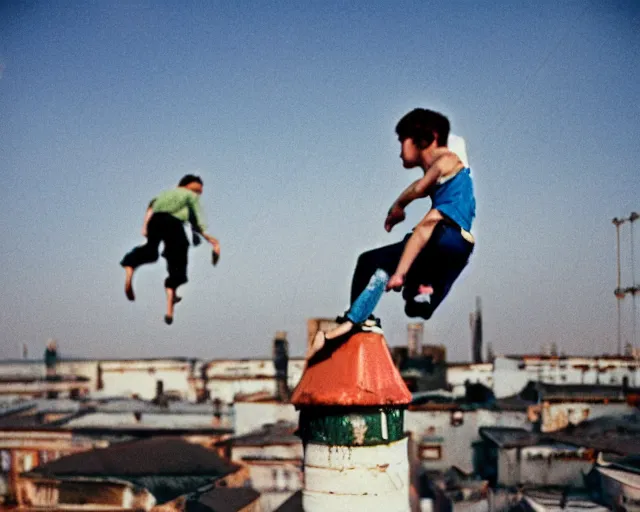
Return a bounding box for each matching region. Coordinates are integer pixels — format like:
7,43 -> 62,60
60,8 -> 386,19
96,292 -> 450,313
419,445 -> 442,461
451,411 -> 464,426
0,452 -> 10,472
21,453 -> 33,472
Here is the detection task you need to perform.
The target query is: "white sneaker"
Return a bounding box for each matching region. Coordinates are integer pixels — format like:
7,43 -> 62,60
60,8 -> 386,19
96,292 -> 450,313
361,318 -> 383,334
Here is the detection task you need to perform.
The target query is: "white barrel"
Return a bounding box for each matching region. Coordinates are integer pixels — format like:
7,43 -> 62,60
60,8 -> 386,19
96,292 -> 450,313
302,437 -> 410,512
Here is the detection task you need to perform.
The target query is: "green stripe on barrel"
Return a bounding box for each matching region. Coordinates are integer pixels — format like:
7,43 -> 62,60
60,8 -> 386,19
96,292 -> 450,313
298,407 -> 405,446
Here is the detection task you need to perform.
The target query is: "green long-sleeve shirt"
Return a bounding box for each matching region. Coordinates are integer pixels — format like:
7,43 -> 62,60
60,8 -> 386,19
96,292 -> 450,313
151,188 -> 207,232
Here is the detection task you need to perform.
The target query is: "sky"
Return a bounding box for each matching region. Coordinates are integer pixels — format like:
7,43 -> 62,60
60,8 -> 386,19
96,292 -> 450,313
0,1 -> 639,362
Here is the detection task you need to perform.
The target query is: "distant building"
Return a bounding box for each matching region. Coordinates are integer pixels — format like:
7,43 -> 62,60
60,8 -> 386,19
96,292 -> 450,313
405,402 -> 530,474
162,485 -> 262,512
478,427 -> 594,488
17,437 -> 249,509
586,454 -> 640,509
0,357 -> 199,401
202,358 -> 305,405
446,362 -> 493,397
493,354 -> 640,398
234,396 -> 299,437
219,420 -> 303,512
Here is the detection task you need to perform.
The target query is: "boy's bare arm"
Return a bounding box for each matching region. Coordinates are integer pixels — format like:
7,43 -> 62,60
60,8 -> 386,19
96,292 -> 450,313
385,152 -> 461,232
201,232 -> 221,255
387,209 -> 444,290
141,207 -> 154,237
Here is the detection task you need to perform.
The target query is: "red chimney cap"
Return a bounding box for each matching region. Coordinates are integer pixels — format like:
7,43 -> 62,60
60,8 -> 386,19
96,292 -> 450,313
291,331 -> 412,407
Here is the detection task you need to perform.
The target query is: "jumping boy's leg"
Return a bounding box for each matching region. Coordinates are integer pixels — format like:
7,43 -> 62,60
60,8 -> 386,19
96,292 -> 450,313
306,269 -> 388,361
161,217 -> 190,325
350,239 -> 406,302
307,241 -> 406,360
404,222 -> 473,319
165,288 -> 176,325
124,266 -> 136,301
120,221 -> 162,301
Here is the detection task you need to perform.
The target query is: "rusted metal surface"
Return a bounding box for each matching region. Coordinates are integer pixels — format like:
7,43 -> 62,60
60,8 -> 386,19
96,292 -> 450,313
290,332 -> 412,407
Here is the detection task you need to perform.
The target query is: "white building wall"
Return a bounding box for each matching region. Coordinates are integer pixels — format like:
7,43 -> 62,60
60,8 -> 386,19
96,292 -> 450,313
232,444 -> 303,463
498,446 -> 592,488
205,359 -> 305,403
98,360 -> 194,401
541,402 -> 634,432
208,378 -> 277,404
234,402 -> 299,436
493,356 -> 640,398
206,359 -> 304,381
497,448 -> 520,487
246,463 -> 302,512
405,408 -> 530,474
447,364 -> 494,397
519,446 -> 592,487
62,411 -> 220,429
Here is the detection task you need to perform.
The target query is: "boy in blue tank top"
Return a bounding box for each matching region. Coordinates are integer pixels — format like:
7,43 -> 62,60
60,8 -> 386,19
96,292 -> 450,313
307,108 -> 476,361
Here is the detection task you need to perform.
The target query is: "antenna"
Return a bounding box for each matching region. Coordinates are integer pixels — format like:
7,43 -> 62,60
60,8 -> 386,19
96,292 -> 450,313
613,211 -> 640,355
613,217 -> 625,355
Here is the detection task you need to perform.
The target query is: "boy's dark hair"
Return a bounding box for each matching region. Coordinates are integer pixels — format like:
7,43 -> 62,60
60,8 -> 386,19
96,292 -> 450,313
178,174 -> 203,187
395,108 -> 450,148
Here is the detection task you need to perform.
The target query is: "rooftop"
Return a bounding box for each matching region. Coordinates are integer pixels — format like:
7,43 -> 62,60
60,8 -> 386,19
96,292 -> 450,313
228,420 -> 300,447
187,486 -> 261,512
550,413 -> 640,456
481,413 -> 640,456
274,490 -> 303,511
479,427 -> 543,448
29,436 -> 240,477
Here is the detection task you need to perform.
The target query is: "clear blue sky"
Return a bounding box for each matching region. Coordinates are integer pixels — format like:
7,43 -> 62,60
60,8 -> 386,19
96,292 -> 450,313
0,1 -> 638,361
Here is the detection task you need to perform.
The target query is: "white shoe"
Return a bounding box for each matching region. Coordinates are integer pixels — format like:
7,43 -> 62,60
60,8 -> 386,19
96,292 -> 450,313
361,318 -> 383,334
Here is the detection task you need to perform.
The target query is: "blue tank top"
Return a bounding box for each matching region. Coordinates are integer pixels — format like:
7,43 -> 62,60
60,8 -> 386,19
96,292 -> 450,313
431,167 -> 476,232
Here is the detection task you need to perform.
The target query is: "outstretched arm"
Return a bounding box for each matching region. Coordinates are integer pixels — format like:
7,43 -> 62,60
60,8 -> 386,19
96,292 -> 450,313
201,232 -> 220,255
185,196 -> 220,255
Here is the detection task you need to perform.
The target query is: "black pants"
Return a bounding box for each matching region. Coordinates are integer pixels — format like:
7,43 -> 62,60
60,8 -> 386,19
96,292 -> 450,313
350,221 -> 474,320
120,213 -> 189,290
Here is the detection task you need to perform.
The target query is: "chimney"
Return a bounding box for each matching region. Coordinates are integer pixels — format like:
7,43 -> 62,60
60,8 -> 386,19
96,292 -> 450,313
292,329 -> 412,511
273,331 -> 289,402
471,296 -> 483,363
407,322 -> 424,357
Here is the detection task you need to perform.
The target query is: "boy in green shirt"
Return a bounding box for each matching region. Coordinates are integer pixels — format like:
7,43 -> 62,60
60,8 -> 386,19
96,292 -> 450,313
121,174 -> 221,325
